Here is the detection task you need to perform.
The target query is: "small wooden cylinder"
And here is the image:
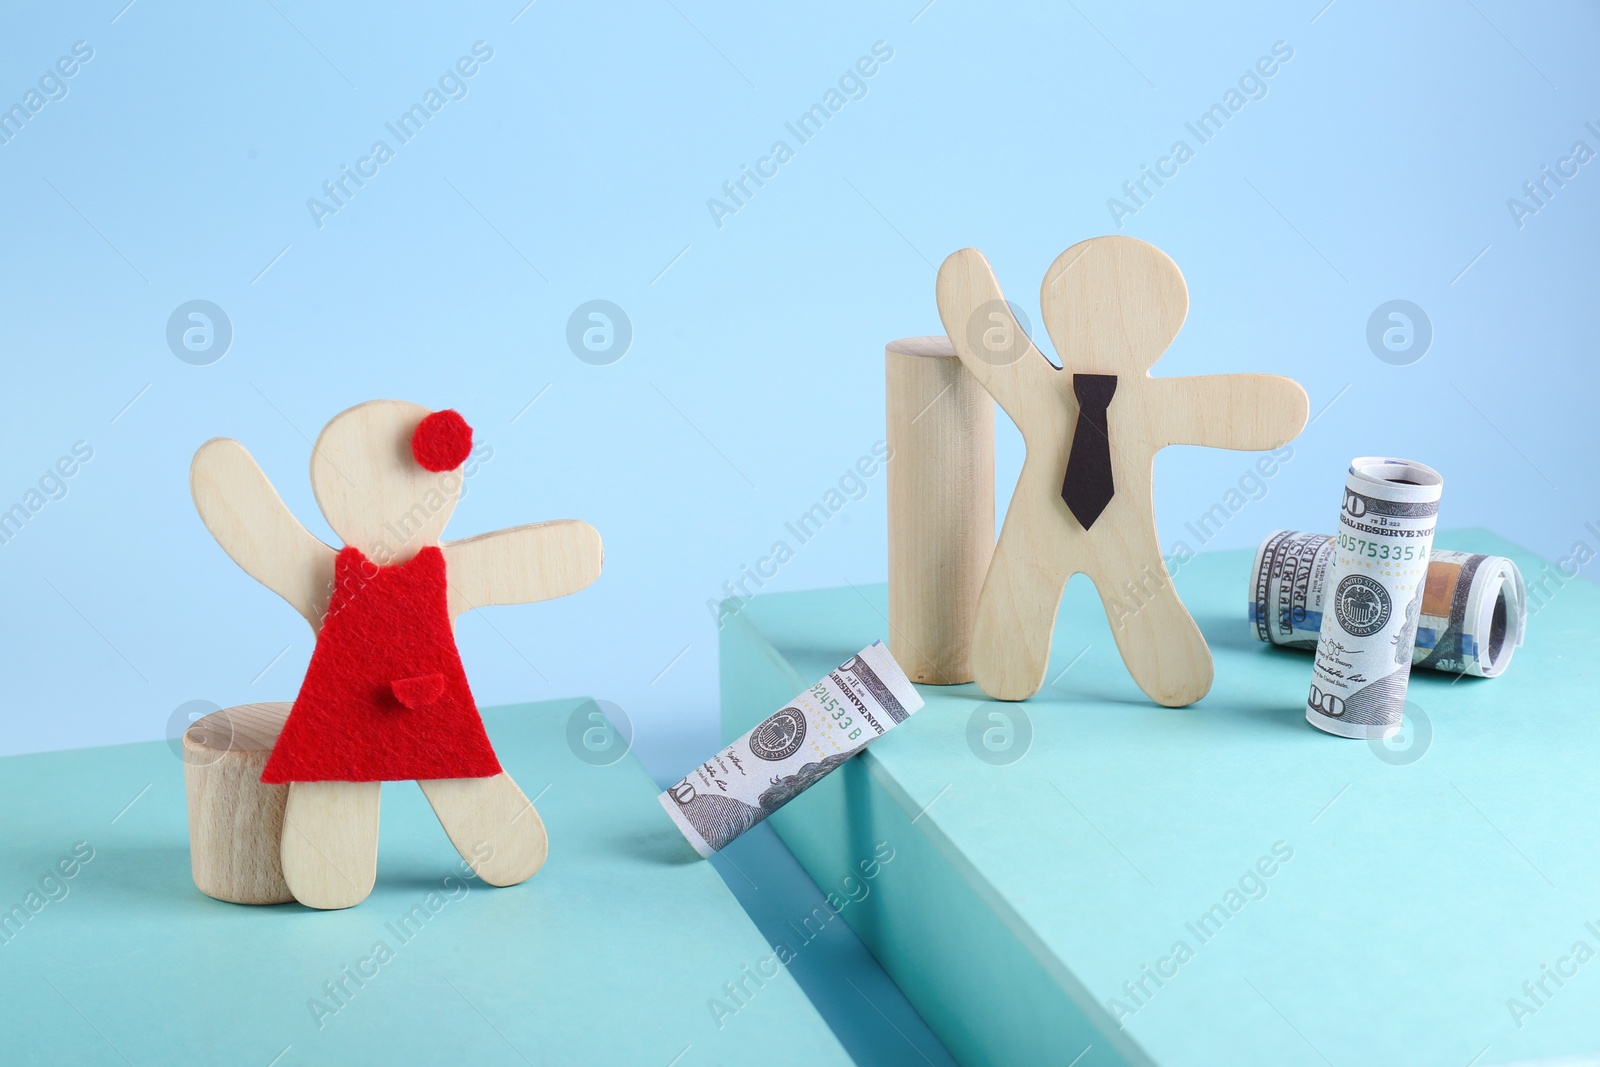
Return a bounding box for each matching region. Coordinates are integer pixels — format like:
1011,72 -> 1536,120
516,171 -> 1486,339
183,702 -> 294,905
886,336 -> 995,684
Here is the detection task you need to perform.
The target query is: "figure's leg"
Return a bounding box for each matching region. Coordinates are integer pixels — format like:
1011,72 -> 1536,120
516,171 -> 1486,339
971,494 -> 1076,701
418,773 -> 548,887
1089,524 -> 1213,707
281,781 -> 381,910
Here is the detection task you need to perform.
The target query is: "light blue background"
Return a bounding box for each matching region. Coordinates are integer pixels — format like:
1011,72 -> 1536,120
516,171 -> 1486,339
2,0 -> 1595,784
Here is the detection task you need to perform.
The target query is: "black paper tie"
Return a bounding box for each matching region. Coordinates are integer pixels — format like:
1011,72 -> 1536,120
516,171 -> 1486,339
1060,373 -> 1118,530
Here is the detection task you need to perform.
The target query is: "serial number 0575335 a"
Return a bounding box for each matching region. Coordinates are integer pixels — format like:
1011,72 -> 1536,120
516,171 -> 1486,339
1337,532 -> 1423,561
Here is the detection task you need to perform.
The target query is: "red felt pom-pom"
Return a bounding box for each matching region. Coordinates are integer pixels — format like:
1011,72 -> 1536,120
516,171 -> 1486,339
411,409 -> 473,471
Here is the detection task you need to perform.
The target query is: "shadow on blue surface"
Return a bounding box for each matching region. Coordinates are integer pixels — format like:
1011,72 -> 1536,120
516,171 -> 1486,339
708,822 -> 959,1067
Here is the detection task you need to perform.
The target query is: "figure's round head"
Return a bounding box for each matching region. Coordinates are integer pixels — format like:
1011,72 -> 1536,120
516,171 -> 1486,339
309,400 -> 474,563
1039,235 -> 1188,376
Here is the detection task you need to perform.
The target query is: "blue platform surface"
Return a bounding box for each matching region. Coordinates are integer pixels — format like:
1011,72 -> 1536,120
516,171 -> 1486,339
0,699 -> 850,1067
720,530 -> 1600,1067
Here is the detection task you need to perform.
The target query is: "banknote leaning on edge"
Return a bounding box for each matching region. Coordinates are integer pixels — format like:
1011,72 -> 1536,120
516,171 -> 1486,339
659,641 -> 924,858
1250,530 -> 1525,678
1306,457 -> 1443,739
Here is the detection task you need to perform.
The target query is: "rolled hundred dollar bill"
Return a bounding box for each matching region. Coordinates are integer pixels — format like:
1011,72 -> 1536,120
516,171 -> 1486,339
659,642 -> 924,858
1251,531 -> 1526,677
1306,458 -> 1443,739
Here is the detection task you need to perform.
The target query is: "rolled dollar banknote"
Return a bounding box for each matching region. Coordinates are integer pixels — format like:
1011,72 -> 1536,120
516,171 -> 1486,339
1250,531 -> 1525,677
659,641 -> 924,858
1305,458 -> 1443,739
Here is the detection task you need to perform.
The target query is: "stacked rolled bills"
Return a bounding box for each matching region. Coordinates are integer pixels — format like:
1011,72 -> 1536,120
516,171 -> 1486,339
1250,530 -> 1525,678
1301,458 -> 1443,739
659,641 -> 924,858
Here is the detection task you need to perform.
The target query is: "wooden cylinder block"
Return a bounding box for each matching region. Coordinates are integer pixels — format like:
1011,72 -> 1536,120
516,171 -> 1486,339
183,702 -> 294,905
886,336 -> 996,684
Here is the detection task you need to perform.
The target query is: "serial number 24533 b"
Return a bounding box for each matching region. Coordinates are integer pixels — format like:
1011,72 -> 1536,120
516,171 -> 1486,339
809,682 -> 863,742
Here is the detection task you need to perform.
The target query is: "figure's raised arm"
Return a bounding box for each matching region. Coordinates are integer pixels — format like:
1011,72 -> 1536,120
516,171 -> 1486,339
191,437 -> 337,629
1149,373 -> 1308,451
936,248 -> 1058,422
443,520 -> 602,620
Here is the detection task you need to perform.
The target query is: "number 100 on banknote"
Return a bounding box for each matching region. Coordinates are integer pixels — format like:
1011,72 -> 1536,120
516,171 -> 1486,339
660,642 -> 925,857
1306,457 -> 1444,739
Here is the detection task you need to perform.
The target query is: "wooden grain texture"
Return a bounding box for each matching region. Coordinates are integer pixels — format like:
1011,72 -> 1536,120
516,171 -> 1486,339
190,399 -> 601,907
281,780 -> 381,910
444,522 -> 603,621
418,774 -> 548,886
183,703 -> 293,905
886,336 -> 995,684
191,439 -> 336,630
935,237 -> 1308,706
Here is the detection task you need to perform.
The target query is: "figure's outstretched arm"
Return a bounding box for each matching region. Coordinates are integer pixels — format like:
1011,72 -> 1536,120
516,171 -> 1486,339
191,438 -> 337,630
1149,374 -> 1308,451
936,248 -> 1061,426
443,520 -> 602,620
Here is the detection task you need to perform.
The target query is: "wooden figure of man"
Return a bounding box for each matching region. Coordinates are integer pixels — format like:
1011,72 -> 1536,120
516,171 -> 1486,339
936,236 -> 1307,706
191,400 -> 602,908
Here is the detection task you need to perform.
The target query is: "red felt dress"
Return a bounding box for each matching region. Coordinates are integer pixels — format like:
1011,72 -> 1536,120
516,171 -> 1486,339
261,545 -> 503,784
